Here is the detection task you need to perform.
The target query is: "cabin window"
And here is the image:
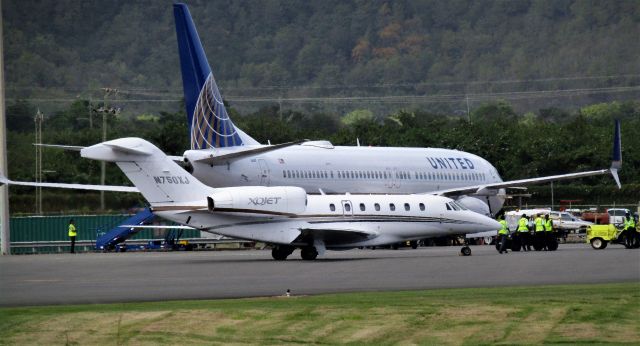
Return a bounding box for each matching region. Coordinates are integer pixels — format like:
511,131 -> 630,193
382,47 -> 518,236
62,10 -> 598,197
330,203 -> 336,212
446,203 -> 452,210
419,203 -> 425,211
287,170 -> 292,178
374,203 -> 380,211
384,172 -> 388,179
359,203 -> 366,211
389,203 -> 396,211
344,203 -> 351,212
331,171 -> 334,178
283,170 -> 286,178
338,171 -> 341,178
404,203 -> 410,211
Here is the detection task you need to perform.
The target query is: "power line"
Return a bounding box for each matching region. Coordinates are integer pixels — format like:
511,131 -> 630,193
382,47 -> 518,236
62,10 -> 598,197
5,73 -> 640,93
12,85 -> 640,105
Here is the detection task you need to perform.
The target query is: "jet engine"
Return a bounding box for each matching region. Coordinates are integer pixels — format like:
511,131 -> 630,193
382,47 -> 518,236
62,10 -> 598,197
457,196 -> 491,216
207,186 -> 307,215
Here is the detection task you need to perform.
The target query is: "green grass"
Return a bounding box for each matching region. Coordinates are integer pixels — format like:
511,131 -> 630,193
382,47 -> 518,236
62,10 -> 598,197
1,283 -> 639,345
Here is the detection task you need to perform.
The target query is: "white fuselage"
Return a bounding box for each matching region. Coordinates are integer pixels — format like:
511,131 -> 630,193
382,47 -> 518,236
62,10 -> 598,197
185,143 -> 503,193
154,192 -> 501,249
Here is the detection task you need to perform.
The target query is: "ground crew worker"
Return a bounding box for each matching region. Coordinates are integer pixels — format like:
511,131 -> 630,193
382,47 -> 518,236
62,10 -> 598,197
534,213 -> 545,250
518,214 -> 529,251
497,215 -> 509,254
544,214 -> 554,250
68,219 -> 77,254
623,212 -> 636,248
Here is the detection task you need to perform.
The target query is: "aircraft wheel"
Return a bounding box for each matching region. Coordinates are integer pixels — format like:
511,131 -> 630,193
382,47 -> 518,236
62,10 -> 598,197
410,241 -> 418,249
460,246 -> 471,256
271,247 -> 290,261
590,238 -> 607,250
391,243 -> 399,250
300,246 -> 318,260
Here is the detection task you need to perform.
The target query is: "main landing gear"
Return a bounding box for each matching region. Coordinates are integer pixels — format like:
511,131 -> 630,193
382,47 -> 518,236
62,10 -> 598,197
271,245 -> 319,260
271,245 -> 295,260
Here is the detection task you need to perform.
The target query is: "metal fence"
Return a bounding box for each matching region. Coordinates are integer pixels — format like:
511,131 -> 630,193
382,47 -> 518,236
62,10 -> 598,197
9,213 -> 203,254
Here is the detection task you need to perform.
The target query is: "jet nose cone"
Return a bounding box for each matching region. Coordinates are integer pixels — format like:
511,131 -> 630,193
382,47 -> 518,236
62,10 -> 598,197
479,216 -> 502,231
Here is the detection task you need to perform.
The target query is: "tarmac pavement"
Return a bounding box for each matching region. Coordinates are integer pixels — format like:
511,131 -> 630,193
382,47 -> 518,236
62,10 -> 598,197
0,243 -> 638,306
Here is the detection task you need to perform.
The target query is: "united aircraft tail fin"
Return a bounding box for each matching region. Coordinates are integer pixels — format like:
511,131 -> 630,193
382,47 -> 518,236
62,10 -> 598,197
173,3 -> 257,149
81,138 -> 212,205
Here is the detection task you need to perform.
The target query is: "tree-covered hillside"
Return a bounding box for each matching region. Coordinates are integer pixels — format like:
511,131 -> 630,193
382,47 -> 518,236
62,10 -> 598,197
4,0 -> 640,115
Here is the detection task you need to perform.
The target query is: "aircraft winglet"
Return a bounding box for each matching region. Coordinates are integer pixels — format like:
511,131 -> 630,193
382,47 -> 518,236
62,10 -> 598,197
610,119 -> 622,189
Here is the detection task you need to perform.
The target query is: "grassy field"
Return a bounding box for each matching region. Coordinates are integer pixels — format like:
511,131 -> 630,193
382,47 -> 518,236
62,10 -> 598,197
1,282 -> 638,345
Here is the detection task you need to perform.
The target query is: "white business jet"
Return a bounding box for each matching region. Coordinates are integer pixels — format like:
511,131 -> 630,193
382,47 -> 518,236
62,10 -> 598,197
2,137 -> 502,260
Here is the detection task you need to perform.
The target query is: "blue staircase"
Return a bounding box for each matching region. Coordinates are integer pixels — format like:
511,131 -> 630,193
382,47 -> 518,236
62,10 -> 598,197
95,208 -> 155,250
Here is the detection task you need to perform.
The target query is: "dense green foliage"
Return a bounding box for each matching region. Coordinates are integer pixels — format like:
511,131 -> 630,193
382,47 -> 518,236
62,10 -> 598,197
5,0 -> 640,115
5,98 -> 639,213
4,1 -> 639,213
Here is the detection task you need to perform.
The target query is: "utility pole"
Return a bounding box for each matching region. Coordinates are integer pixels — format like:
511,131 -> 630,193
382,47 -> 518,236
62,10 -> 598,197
88,96 -> 93,129
0,0 -> 11,255
98,88 -> 118,211
34,109 -> 44,214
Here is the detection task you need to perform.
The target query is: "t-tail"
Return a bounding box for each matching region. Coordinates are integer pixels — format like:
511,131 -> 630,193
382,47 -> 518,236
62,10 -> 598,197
173,3 -> 257,149
80,137 -> 212,206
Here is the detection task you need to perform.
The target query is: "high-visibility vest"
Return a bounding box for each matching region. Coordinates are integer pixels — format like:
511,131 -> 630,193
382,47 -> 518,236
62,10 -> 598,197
545,219 -> 553,232
534,217 -> 544,232
498,220 -> 508,235
518,218 -> 528,232
625,217 -> 636,229
68,224 -> 77,237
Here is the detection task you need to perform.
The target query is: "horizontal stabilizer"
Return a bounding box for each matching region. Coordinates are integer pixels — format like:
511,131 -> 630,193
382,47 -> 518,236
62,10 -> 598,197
34,143 -> 84,151
194,140 -> 308,165
0,174 -> 138,193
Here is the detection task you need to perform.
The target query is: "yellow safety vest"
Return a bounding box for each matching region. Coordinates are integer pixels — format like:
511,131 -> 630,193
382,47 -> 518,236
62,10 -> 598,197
544,219 -> 553,232
534,217 -> 544,232
624,218 -> 636,229
498,220 -> 508,235
68,224 -> 77,237
518,218 -> 528,232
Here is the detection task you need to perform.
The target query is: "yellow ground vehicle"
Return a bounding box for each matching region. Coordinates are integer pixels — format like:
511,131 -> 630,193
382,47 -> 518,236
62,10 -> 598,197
586,224 -> 639,249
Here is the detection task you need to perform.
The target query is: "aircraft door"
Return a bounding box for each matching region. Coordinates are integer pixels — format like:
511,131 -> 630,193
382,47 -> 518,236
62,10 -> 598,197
341,200 -> 353,216
385,167 -> 399,189
257,158 -> 270,185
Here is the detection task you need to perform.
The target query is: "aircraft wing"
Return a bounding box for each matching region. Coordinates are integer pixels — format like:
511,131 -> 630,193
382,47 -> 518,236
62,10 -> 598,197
427,119 -> 622,196
0,176 -> 139,193
431,168 -> 613,197
193,140 -> 307,166
121,224 -> 196,229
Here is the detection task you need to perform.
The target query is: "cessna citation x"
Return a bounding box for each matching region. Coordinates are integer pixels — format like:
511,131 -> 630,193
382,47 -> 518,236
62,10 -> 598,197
2,138 -> 503,259
172,4 -> 621,216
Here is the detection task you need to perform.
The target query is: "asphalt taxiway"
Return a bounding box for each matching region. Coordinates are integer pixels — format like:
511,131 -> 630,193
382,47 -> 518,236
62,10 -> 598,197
1,244 -> 638,306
